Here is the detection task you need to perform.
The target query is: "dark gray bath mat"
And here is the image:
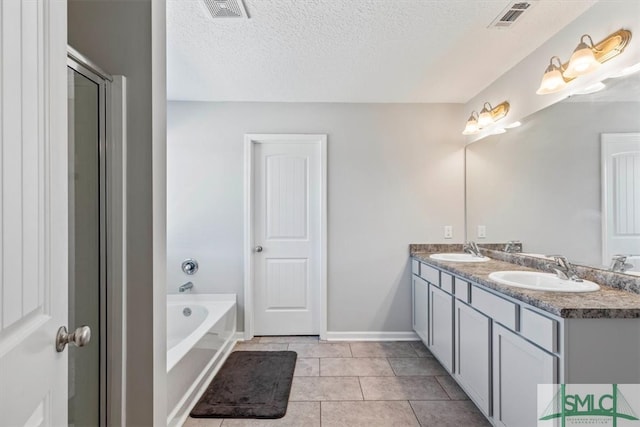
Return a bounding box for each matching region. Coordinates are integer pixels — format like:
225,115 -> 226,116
190,351 -> 297,419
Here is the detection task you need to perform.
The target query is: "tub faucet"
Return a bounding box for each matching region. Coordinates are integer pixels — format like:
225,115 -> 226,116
546,256 -> 582,282
609,255 -> 634,273
179,281 -> 194,293
463,241 -> 482,257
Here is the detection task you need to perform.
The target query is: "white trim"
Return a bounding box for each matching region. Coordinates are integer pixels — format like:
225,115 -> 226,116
243,134 -> 328,341
107,75 -> 127,427
325,331 -> 420,341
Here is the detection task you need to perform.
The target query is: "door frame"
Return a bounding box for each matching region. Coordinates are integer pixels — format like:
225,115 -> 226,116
243,134 -> 327,340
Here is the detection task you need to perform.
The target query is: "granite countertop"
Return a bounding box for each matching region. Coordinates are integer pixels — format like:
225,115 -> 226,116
412,251 -> 640,319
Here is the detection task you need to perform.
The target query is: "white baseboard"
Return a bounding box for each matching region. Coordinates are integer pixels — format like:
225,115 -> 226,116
324,331 -> 419,341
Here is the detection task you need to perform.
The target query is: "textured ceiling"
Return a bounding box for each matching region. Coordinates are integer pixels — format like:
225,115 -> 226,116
167,0 -> 596,103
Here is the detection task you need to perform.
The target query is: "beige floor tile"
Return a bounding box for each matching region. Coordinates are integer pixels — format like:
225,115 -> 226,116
320,358 -> 394,377
359,376 -> 449,400
233,343 -> 288,352
183,417 -> 223,427
288,343 -> 351,358
410,400 -> 490,426
388,357 -> 447,376
321,401 -> 420,427
410,341 -> 433,357
258,336 -> 319,344
294,358 -> 320,376
289,377 -> 363,401
349,342 -> 418,358
218,402 -> 320,427
435,375 -> 470,400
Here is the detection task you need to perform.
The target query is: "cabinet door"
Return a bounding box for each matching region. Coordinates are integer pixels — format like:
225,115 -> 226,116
412,276 -> 429,344
455,301 -> 491,416
429,285 -> 454,373
493,325 -> 558,427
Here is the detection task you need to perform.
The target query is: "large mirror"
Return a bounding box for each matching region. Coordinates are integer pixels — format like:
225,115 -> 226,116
465,71 -> 640,275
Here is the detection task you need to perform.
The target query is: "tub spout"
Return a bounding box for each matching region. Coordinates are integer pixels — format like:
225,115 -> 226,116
179,281 -> 194,293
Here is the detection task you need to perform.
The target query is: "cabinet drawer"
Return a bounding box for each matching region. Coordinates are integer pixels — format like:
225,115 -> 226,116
412,259 -> 420,276
472,286 -> 518,330
441,273 -> 454,294
521,308 -> 558,353
454,278 -> 470,302
420,264 -> 440,286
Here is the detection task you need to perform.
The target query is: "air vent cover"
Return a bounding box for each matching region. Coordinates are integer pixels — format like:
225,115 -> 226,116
202,0 -> 248,19
489,1 -> 535,29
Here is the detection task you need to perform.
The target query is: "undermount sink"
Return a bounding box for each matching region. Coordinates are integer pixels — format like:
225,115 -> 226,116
430,253 -> 490,263
488,271 -> 600,293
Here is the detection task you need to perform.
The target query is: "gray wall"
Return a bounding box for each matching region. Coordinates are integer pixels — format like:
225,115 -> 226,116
167,101 -> 465,333
68,2 -> 156,425
466,100 -> 640,266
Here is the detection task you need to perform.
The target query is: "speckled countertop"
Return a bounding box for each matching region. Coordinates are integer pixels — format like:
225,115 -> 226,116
412,251 -> 640,319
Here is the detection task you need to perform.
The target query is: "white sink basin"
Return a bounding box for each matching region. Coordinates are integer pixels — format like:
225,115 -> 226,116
488,271 -> 600,292
430,253 -> 490,263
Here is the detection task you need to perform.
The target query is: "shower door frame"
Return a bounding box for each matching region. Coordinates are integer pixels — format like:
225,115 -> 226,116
67,47 -> 127,427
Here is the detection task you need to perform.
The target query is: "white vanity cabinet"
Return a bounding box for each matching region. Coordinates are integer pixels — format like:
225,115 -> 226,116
411,256 -> 640,427
412,275 -> 429,343
454,299 -> 491,416
492,324 -> 558,427
428,284 -> 454,372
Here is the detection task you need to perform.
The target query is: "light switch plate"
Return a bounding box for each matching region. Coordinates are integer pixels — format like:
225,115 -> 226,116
444,226 -> 453,239
477,225 -> 486,239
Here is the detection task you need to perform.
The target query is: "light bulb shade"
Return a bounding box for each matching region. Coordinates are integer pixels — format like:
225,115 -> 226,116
564,42 -> 600,78
477,107 -> 493,127
462,114 -> 479,135
536,66 -> 567,95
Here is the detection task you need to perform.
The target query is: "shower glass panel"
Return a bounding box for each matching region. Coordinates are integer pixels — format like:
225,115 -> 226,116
67,65 -> 106,427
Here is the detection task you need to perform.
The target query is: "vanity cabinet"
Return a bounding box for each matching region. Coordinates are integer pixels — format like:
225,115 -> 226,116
412,275 -> 428,343
428,284 -> 454,372
492,324 -> 558,427
454,300 -> 491,416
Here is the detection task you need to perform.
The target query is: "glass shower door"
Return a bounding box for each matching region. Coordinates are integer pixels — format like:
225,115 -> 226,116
67,64 -> 107,427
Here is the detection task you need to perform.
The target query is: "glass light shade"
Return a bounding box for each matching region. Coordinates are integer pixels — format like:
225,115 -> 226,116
477,107 -> 493,128
462,117 -> 479,135
536,67 -> 566,95
564,43 -> 600,78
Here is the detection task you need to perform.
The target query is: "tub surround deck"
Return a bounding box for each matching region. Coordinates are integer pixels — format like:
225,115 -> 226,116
410,244 -> 640,319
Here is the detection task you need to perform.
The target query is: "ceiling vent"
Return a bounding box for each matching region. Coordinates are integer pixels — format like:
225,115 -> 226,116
202,0 -> 249,19
488,1 -> 535,29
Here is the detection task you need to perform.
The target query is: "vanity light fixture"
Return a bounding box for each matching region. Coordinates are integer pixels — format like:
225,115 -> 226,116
536,29 -> 632,95
462,101 -> 510,135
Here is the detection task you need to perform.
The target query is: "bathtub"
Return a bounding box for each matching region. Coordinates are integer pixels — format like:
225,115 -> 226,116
166,294 -> 237,427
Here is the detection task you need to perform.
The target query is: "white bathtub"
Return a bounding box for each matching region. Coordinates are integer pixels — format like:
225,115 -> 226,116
166,294 -> 237,426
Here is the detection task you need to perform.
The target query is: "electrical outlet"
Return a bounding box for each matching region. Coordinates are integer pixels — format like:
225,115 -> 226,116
477,225 -> 486,239
444,226 -> 453,239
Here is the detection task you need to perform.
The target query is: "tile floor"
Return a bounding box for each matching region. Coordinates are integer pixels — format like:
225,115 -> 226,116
183,337 -> 490,427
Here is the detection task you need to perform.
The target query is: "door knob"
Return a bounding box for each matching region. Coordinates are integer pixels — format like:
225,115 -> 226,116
56,325 -> 91,352
255,246 -> 263,253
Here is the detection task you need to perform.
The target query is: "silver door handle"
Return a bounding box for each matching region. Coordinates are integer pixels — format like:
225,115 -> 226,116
255,246 -> 263,253
56,325 -> 91,352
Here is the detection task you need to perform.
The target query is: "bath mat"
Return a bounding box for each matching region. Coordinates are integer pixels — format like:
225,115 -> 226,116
190,351 -> 297,419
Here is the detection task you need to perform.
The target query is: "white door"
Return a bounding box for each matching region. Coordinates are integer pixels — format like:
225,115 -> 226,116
0,1 -> 69,426
249,134 -> 326,336
602,133 -> 640,269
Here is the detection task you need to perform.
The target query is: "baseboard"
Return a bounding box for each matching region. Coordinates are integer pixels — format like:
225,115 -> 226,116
324,331 -> 419,341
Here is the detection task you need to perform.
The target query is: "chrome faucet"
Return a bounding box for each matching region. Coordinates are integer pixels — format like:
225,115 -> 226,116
463,241 -> 483,257
179,281 -> 194,293
546,256 -> 582,282
503,240 -> 522,253
609,255 -> 634,273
